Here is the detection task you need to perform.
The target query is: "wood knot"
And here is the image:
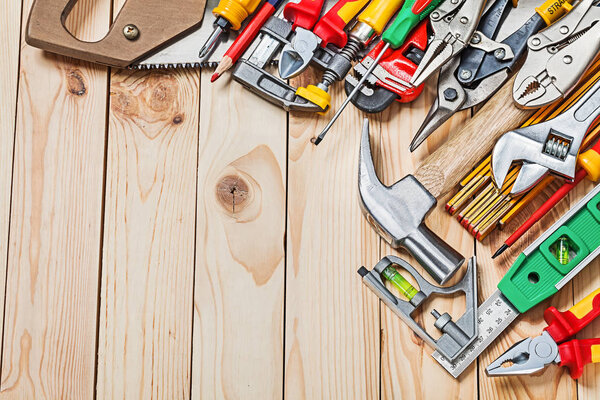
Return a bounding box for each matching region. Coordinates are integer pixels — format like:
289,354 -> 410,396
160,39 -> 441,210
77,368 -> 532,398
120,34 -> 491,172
216,175 -> 249,213
66,70 -> 86,96
172,115 -> 183,124
148,79 -> 177,112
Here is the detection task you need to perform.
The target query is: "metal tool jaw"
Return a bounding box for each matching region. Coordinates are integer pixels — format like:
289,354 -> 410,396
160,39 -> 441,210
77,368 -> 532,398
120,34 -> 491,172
486,331 -> 560,375
411,0 -> 550,151
358,255 -> 478,361
513,0 -> 600,108
491,78 -> 600,194
279,27 -> 322,79
358,119 -> 465,284
411,0 -> 487,86
344,21 -> 429,113
231,16 -> 325,112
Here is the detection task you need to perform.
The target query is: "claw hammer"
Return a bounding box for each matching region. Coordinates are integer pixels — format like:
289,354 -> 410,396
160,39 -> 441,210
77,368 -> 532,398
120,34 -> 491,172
359,77 -> 535,284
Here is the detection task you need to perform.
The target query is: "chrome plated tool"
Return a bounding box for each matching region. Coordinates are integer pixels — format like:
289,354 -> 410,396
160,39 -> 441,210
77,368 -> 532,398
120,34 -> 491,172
514,0 -> 600,108
411,0 -> 574,151
487,288 -> 600,378
434,184 -> 600,377
491,77 -> 600,194
359,255 -> 478,361
410,0 -> 487,87
358,119 -> 465,284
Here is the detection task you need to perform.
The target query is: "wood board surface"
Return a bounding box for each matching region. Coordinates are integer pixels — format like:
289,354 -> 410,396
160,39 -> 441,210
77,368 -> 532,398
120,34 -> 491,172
0,1 -> 599,398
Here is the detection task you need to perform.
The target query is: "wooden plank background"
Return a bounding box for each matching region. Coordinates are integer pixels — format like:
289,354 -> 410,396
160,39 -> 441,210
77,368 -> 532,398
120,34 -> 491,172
0,0 -> 598,398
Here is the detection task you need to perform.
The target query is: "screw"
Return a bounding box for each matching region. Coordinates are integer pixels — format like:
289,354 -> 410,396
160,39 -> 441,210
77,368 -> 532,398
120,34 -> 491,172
470,33 -> 481,44
560,26 -> 569,34
444,88 -> 458,101
531,37 -> 541,46
494,48 -> 506,60
460,16 -> 468,24
431,11 -> 440,20
123,24 -> 139,40
460,69 -> 472,80
564,55 -> 573,64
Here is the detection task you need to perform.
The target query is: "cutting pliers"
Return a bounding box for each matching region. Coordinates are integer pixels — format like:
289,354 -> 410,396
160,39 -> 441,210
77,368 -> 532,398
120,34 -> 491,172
487,288 -> 600,378
411,0 -> 574,151
514,0 -> 600,109
410,0 -> 487,87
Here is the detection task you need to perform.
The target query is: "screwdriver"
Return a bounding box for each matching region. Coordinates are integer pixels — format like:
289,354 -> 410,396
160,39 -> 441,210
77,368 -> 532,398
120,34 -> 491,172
212,0 -> 287,81
295,0 -> 405,111
493,138 -> 600,259
314,0 -> 443,145
199,0 -> 263,58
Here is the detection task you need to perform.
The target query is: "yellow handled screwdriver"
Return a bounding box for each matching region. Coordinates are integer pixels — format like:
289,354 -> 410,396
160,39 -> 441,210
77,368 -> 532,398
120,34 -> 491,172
199,0 -> 263,58
296,0 -> 405,112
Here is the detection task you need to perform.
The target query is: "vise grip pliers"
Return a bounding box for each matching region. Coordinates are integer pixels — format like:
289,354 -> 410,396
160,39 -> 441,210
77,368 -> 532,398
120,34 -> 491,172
491,76 -> 600,194
487,288 -> 600,378
513,0 -> 600,108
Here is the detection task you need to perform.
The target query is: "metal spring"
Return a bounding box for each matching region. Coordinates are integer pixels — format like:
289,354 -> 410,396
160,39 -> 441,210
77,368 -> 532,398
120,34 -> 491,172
544,137 -> 570,160
321,38 -> 363,87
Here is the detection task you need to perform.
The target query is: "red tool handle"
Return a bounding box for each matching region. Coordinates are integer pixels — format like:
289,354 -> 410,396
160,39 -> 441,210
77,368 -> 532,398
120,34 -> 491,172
312,0 -> 369,48
284,0 -> 326,30
558,338 -> 600,379
545,289 -> 600,343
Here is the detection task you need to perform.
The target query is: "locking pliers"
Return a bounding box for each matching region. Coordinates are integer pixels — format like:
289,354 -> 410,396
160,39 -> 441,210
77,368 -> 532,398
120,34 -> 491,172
513,0 -> 600,108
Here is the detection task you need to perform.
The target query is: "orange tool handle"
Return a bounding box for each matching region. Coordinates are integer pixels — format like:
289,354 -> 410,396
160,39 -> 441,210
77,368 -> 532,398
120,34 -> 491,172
284,0 -> 327,30
558,338 -> 600,379
578,135 -> 600,181
313,0 -> 370,48
545,288 -> 600,343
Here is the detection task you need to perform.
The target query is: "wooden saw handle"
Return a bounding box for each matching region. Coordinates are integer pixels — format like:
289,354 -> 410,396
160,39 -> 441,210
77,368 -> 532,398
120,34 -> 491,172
414,76 -> 534,199
26,0 -> 206,67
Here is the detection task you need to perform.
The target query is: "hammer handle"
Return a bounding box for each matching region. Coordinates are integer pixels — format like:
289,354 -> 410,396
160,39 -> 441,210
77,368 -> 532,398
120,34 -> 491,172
414,76 -> 534,199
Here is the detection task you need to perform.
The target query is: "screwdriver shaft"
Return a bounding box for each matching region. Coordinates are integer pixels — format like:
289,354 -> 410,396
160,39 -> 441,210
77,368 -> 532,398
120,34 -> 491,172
314,43 -> 390,145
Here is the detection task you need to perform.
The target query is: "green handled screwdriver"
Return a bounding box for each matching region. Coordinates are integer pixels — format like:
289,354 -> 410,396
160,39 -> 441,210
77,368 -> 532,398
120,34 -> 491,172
314,0 -> 444,145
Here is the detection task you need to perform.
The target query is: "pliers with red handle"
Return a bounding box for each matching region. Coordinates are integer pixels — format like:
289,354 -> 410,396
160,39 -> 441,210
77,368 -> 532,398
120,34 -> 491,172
487,288 -> 600,379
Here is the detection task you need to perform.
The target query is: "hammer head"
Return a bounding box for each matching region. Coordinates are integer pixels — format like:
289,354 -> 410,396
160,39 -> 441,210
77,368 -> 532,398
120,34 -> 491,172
358,119 -> 465,284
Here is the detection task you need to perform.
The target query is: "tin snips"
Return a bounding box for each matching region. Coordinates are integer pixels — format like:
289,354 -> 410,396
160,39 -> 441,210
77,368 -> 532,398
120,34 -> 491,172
514,0 -> 600,108
491,76 -> 600,194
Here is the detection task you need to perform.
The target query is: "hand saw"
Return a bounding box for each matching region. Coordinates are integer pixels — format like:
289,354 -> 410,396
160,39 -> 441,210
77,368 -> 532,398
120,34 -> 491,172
25,0 -> 339,69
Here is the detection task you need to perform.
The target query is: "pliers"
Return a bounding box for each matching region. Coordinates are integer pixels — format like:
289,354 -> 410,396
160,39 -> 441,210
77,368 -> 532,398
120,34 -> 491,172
491,76 -> 600,195
487,288 -> 600,379
278,0 -> 369,79
411,0 -> 574,151
514,0 -> 600,109
410,0 -> 487,87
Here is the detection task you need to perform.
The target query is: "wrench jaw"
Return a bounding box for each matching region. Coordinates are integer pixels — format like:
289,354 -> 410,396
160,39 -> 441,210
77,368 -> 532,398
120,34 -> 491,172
490,130 -> 522,190
486,332 -> 560,376
510,162 -> 550,195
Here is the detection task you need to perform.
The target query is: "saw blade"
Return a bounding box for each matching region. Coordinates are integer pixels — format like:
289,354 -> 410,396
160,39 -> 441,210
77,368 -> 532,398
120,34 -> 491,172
432,289 -> 519,378
132,0 -> 341,69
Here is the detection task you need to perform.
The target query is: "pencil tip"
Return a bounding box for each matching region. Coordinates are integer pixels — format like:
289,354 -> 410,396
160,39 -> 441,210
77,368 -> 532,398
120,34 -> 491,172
492,244 -> 508,259
211,73 -> 220,83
